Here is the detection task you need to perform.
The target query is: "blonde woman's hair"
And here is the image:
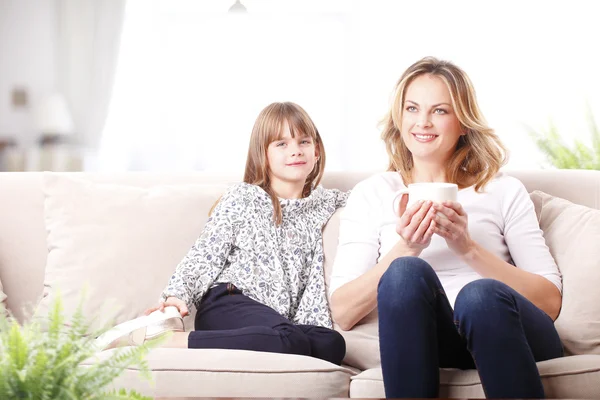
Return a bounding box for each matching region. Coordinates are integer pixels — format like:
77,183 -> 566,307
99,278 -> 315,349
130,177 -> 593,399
381,56 -> 508,191
211,102 -> 325,224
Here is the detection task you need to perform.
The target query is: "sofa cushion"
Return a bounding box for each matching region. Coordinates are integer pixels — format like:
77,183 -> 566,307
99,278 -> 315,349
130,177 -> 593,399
37,173 -> 229,331
349,355 -> 600,398
530,190 -> 600,356
86,348 -> 354,398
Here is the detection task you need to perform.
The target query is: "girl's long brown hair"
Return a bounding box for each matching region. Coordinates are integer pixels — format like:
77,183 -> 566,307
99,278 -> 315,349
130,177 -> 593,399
211,102 -> 325,224
381,57 -> 507,191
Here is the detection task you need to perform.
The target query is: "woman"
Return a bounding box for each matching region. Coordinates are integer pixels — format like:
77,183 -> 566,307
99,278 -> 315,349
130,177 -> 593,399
329,57 -> 563,398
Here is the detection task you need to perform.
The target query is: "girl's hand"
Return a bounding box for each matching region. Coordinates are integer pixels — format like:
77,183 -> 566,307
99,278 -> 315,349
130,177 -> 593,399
395,197 -> 436,256
432,201 -> 475,256
144,296 -> 189,317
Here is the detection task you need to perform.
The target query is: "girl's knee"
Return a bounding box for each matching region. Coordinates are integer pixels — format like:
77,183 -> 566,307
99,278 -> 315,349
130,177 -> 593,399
297,326 -> 346,365
276,324 -> 311,356
327,330 -> 346,363
316,329 -> 346,365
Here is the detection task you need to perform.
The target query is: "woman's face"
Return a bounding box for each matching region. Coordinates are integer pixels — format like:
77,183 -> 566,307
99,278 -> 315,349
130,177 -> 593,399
400,73 -> 464,164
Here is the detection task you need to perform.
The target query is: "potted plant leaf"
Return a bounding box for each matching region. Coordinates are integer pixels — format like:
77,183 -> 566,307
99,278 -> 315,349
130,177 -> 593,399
528,105 -> 600,169
0,295 -> 154,399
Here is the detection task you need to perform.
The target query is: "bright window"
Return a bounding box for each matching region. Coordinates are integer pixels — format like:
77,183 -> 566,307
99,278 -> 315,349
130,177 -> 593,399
100,0 -> 600,171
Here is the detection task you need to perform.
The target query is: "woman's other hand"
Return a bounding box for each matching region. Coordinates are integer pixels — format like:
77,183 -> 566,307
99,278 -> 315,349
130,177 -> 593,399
395,196 -> 436,256
144,296 -> 189,317
432,201 -> 475,256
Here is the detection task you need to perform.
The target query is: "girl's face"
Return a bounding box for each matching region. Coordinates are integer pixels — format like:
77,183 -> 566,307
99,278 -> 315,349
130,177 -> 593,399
400,74 -> 464,164
267,121 -> 318,190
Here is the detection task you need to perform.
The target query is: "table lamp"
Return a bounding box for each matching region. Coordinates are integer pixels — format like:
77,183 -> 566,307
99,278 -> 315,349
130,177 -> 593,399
229,0 -> 247,13
35,93 -> 74,146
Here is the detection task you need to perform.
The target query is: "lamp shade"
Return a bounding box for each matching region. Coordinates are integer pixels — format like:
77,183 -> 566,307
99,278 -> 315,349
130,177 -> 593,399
35,93 -> 74,136
228,0 -> 247,13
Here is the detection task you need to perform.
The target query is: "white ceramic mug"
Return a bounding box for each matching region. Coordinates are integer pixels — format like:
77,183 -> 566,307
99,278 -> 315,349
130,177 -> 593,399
393,182 -> 458,216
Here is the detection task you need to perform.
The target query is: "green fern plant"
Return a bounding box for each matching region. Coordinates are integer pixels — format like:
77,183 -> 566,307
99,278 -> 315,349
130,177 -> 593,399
0,296 -> 153,399
528,106 -> 600,169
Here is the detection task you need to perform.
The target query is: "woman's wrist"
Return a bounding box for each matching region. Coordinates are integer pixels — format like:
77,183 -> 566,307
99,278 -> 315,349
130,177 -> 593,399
459,239 -> 479,262
392,241 -> 422,259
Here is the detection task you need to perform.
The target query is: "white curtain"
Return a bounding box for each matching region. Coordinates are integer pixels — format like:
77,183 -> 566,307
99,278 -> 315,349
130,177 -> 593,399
56,0 -> 126,149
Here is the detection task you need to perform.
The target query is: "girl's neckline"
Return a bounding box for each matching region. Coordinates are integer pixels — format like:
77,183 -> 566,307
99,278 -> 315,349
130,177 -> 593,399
278,186 -> 320,207
252,183 -> 322,212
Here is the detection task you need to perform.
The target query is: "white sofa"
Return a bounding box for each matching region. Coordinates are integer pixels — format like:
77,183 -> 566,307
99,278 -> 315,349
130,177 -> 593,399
1,169 -> 600,398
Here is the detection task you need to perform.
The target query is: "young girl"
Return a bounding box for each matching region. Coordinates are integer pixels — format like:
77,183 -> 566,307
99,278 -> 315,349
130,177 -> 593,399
97,102 -> 348,365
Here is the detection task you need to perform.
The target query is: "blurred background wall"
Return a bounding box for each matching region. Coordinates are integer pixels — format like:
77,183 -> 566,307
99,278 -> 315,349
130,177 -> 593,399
1,0 -> 599,172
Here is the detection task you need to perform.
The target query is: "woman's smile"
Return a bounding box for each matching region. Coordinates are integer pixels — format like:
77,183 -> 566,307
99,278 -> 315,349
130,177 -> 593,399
412,133 -> 439,143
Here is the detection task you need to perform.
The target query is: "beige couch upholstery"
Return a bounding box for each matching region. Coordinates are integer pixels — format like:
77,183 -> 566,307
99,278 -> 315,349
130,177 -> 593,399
1,169 -> 599,398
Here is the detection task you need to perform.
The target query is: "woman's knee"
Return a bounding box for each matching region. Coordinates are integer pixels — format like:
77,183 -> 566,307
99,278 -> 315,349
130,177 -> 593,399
378,256 -> 436,304
454,279 -> 514,324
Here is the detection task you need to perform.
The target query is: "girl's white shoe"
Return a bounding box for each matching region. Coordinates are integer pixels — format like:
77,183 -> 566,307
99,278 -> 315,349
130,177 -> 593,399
95,306 -> 184,351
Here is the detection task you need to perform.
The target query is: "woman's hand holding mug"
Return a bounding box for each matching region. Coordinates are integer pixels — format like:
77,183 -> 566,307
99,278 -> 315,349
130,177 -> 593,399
392,182 -> 459,256
394,197 -> 436,256
431,201 -> 475,256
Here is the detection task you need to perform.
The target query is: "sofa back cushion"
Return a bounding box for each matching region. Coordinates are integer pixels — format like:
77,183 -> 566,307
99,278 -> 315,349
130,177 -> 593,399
0,171 -> 367,323
37,174 -> 229,331
0,173 -> 48,323
0,169 -> 598,324
530,191 -> 600,355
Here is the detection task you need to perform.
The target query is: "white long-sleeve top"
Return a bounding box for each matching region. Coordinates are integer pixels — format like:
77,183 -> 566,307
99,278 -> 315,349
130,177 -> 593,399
329,171 -> 561,307
162,182 -> 348,328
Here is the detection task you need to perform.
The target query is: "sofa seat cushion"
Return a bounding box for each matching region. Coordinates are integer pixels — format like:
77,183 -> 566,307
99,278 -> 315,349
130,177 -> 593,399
84,348 -> 354,398
349,355 -> 600,398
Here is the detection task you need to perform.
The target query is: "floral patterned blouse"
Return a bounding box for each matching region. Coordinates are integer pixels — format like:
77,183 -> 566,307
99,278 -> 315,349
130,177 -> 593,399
161,182 -> 349,328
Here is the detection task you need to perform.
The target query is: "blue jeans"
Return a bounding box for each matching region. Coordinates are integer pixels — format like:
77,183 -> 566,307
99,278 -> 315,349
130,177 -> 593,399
377,257 -> 563,398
